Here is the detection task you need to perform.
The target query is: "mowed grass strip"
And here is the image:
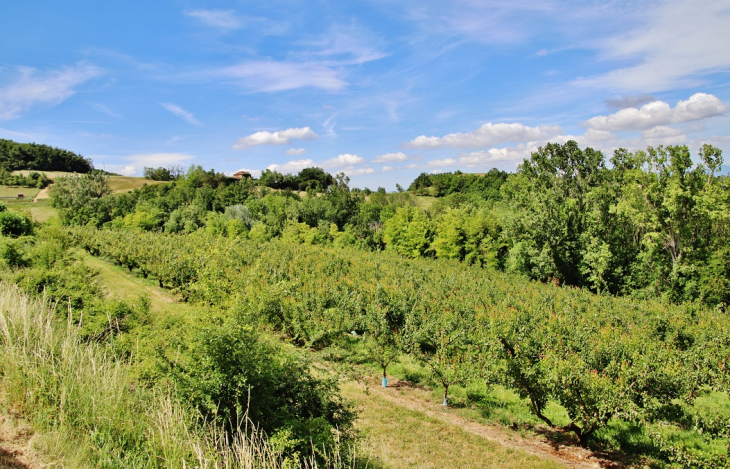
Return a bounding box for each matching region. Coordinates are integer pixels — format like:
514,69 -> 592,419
0,185 -> 39,198
341,382 -> 564,469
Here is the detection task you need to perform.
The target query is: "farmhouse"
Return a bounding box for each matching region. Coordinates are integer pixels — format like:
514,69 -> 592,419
233,170 -> 252,180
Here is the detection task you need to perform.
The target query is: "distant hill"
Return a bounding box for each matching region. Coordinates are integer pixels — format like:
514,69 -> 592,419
0,139 -> 93,173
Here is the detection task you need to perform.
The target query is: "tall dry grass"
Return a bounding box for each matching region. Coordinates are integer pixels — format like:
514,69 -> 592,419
0,282 -> 356,468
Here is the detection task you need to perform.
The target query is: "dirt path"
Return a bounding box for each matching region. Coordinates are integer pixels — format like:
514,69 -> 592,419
345,376 -> 618,469
0,413 -> 42,469
32,187 -> 49,202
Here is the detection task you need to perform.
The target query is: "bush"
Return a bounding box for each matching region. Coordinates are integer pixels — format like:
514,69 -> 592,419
0,209 -> 33,237
167,318 -> 356,458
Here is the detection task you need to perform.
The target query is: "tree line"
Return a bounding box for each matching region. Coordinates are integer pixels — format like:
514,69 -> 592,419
0,138 -> 93,173
50,141 -> 729,308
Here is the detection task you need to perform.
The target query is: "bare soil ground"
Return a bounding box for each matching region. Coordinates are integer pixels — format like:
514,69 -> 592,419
0,413 -> 42,469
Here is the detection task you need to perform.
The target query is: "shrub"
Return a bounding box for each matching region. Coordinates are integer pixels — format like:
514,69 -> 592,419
166,318 -> 356,458
0,209 -> 33,237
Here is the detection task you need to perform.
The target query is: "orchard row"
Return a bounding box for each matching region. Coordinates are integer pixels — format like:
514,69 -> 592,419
70,226 -> 730,462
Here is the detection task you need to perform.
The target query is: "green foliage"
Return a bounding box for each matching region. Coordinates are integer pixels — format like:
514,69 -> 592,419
165,318 -> 356,456
49,172 -> 113,226
68,226 -> 730,457
701,248 -> 730,309
165,204 -> 206,233
408,168 -> 508,200
143,165 -> 184,181
0,138 -> 93,172
383,206 -> 433,258
0,168 -> 51,188
0,208 -> 33,237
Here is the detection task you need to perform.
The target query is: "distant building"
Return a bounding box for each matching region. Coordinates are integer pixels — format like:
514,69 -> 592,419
233,170 -> 252,180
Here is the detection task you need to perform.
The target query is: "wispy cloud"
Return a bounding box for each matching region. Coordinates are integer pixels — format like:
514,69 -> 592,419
286,148 -> 307,155
159,102 -> 204,127
233,127 -> 318,149
213,60 -> 348,92
0,127 -> 35,140
406,122 -> 562,149
300,24 -> 387,65
89,101 -> 122,118
184,9 -> 241,30
0,64 -> 101,121
575,0 -> 730,92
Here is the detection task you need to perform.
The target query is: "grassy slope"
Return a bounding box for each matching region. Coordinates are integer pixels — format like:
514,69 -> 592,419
11,171 -> 168,196
80,251 -> 574,468
1,199 -> 56,223
410,194 -> 436,210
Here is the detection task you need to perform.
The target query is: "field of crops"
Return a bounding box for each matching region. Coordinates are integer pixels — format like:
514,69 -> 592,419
70,227 -> 730,466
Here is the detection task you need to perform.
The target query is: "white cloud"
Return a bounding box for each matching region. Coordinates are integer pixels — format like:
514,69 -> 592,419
575,0 -> 730,92
381,166 -> 394,172
322,153 -> 364,169
642,126 -> 684,140
159,102 -> 203,127
374,152 -> 408,163
585,93 -> 726,131
406,123 -> 562,149
214,61 -> 347,92
266,159 -> 316,174
184,9 -> 240,29
0,64 -> 101,121
233,127 -> 318,149
344,167 -> 376,176
458,146 -> 536,167
264,153 -> 370,176
92,152 -> 194,177
426,158 -> 457,168
286,148 -> 307,155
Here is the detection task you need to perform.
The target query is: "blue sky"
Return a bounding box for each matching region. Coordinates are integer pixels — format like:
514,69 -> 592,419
1,0 -> 729,189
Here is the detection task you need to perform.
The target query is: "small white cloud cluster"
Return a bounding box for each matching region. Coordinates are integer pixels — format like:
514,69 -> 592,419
233,127 -> 318,149
402,92 -> 726,173
265,153 -> 376,177
95,152 -> 194,177
584,93 -> 726,131
374,152 -> 408,163
406,123 -> 562,149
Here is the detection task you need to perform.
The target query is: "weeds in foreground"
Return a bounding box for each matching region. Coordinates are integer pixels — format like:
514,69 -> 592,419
0,282 -> 359,468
